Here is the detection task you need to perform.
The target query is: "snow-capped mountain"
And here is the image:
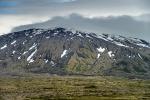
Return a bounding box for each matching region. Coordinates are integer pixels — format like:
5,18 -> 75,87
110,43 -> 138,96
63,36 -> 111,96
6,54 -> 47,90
0,28 -> 150,78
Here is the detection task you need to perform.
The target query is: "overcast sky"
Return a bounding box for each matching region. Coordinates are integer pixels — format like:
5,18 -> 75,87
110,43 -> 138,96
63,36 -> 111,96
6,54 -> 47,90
0,0 -> 150,41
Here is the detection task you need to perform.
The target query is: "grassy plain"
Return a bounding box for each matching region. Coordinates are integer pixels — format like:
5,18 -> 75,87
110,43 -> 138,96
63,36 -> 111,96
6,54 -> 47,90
0,75 -> 150,100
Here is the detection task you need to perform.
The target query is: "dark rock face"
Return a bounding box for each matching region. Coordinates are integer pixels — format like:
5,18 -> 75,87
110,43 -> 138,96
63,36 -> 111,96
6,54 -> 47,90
0,28 -> 150,78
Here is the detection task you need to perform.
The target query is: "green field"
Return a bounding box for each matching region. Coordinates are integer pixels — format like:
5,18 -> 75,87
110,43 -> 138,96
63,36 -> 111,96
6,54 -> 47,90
0,75 -> 150,100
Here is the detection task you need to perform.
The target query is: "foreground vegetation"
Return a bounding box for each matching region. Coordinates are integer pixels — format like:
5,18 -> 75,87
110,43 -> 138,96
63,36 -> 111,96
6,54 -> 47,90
0,75 -> 150,100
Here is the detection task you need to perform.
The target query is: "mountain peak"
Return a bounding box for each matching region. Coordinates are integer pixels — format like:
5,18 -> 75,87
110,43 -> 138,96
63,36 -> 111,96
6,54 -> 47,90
0,28 -> 150,78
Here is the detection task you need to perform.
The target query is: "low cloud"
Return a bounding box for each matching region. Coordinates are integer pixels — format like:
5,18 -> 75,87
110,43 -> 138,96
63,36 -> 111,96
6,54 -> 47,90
12,14 -> 150,42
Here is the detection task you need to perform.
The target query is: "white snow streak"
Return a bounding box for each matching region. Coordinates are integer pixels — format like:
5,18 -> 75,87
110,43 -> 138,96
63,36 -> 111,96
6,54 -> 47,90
27,49 -> 37,63
23,51 -> 28,55
18,56 -> 21,60
114,42 -> 129,48
29,43 -> 37,50
136,43 -> 150,48
97,54 -> 101,59
11,40 -> 16,45
61,50 -> 68,58
138,53 -> 142,59
0,44 -> 7,50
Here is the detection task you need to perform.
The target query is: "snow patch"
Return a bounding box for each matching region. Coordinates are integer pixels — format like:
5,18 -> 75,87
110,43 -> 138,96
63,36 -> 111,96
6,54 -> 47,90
27,49 -> 37,63
108,51 -> 115,57
128,55 -> 131,58
115,35 -> 126,41
46,36 -> 50,39
136,43 -> 150,48
61,50 -> 68,58
50,61 -> 55,65
71,37 -> 74,40
97,47 -> 105,53
77,33 -> 84,38
97,47 -> 106,59
97,54 -> 101,58
68,29 -> 77,34
107,36 -> 113,41
0,44 -> 7,50
23,51 -> 28,55
29,59 -> 34,63
29,43 -> 37,50
18,56 -> 21,60
114,42 -> 129,48
11,40 -> 16,45
54,32 -> 58,35
138,53 -> 142,59
25,32 -> 29,36
12,51 -> 16,54
35,30 -> 42,35
33,29 -> 44,36
44,59 -> 49,63
23,40 -> 27,45
97,35 -> 109,41
45,60 -> 48,63
86,34 -> 92,39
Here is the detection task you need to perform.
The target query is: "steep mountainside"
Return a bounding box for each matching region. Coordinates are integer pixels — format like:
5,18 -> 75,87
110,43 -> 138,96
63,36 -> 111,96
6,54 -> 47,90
0,28 -> 150,78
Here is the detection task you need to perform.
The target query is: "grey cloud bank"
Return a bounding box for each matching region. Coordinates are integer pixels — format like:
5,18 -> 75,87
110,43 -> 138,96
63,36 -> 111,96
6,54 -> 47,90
12,14 -> 150,42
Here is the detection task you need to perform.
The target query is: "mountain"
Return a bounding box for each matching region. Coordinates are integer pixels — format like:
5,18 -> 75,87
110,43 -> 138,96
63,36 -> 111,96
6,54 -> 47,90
0,28 -> 150,79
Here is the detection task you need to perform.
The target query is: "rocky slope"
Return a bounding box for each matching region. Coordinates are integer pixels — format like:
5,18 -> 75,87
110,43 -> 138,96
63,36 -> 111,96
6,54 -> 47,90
0,28 -> 150,78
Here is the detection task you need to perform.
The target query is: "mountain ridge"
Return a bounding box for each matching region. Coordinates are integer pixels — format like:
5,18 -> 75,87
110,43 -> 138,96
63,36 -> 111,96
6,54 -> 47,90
0,27 -> 150,79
